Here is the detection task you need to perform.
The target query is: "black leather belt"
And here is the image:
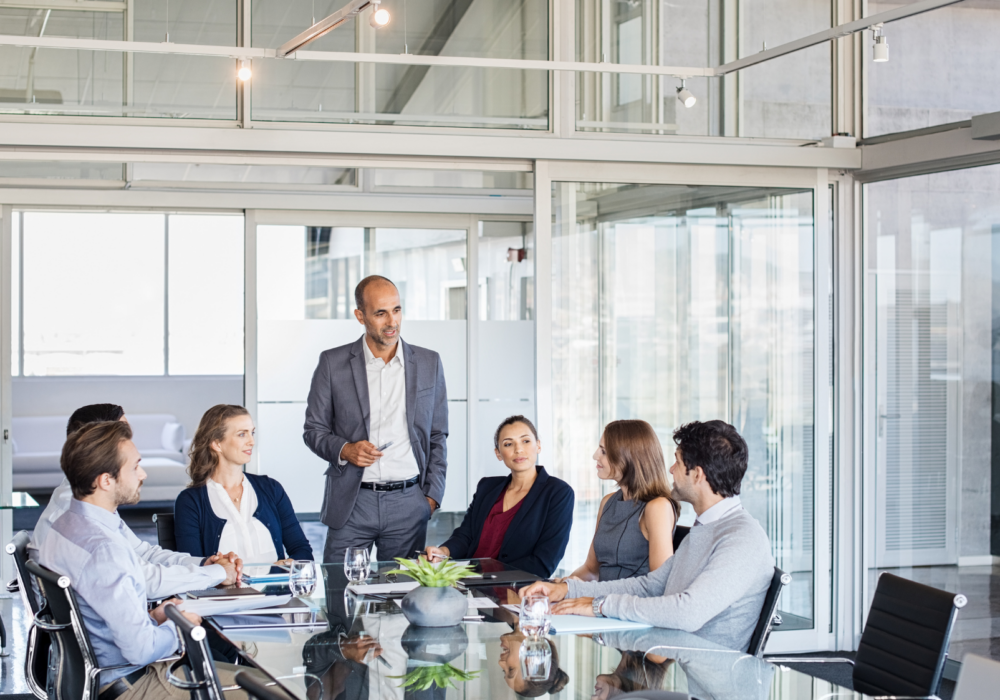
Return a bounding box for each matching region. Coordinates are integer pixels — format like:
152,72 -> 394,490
98,667 -> 147,700
360,476 -> 419,492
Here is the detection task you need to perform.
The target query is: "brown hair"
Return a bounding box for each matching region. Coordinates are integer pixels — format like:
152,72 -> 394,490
603,652 -> 674,697
603,420 -> 680,518
61,421 -> 133,499
187,404 -> 251,487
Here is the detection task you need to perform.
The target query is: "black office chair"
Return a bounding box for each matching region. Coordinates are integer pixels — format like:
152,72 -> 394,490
234,671 -> 298,700
746,567 -> 791,658
153,512 -> 177,551
7,531 -> 48,698
672,525 -> 690,552
164,603 -> 227,700
615,691 -> 698,700
25,559 -> 136,700
769,572 -> 966,698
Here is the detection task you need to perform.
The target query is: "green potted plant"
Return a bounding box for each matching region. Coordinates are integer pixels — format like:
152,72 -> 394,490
391,663 -> 480,690
385,557 -> 476,627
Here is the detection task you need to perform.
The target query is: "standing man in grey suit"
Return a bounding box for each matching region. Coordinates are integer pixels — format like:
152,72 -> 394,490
304,275 -> 448,564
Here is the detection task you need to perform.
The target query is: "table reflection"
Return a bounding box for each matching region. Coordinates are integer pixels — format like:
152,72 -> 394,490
212,561 -> 863,700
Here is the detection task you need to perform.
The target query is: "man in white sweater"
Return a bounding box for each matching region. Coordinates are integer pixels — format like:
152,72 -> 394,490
520,420 -> 774,652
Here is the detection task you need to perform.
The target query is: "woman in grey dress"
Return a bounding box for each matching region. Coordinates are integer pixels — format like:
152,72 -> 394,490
560,420 -> 679,581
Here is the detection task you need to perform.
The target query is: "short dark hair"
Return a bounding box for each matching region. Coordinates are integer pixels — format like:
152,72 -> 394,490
672,420 -> 748,498
61,421 -> 133,499
493,415 -> 539,450
66,403 -> 124,436
354,275 -> 397,312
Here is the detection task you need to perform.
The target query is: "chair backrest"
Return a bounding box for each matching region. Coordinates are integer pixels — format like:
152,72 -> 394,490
672,525 -> 690,552
614,691 -> 695,700
7,531 -> 49,699
234,671 -> 298,700
164,604 -> 225,700
25,559 -> 99,700
953,654 -> 1000,700
853,572 -> 966,698
153,513 -> 177,551
746,567 -> 790,658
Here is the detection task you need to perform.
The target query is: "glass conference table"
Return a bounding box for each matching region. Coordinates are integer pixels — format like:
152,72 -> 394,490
209,561 -> 869,700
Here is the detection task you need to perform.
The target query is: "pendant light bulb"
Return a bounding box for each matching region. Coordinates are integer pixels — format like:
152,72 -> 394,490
237,59 -> 252,81
370,4 -> 390,28
676,80 -> 696,108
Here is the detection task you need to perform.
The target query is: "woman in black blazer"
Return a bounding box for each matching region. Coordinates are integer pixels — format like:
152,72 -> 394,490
424,415 -> 574,577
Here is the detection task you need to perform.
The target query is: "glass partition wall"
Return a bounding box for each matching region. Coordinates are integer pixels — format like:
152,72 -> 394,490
550,180 -> 824,636
253,213 -> 536,538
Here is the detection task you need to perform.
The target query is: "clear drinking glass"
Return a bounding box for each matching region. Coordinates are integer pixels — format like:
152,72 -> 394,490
518,636 -> 552,681
289,560 -> 318,597
518,594 -> 551,638
344,547 -> 371,584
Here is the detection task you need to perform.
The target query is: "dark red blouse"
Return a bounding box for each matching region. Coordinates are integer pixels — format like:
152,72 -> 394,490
472,488 -> 523,560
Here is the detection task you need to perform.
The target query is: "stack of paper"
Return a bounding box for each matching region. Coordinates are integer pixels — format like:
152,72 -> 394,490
178,594 -> 293,617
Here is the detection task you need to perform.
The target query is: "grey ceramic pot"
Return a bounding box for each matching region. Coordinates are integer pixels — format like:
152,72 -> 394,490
400,624 -> 469,663
399,586 -> 467,627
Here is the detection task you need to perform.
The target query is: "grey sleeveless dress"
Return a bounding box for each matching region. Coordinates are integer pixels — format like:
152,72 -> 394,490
593,490 -> 650,580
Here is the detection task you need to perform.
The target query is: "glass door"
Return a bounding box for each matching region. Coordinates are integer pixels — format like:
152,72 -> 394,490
546,177 -> 830,649
253,215 -> 471,518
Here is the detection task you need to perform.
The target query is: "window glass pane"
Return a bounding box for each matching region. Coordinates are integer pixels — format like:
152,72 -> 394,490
131,0 -> 237,119
552,182 -> 816,627
867,2 -> 1000,136
866,164 -> 1000,661
12,213 -> 19,378
167,214 -> 244,375
130,164 -> 357,188
0,8 -> 124,118
251,0 -> 548,129
22,212 -> 165,376
576,0 -> 832,139
0,162 -> 124,182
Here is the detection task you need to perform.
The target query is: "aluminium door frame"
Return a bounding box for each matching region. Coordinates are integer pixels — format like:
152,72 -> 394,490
534,160 -> 834,653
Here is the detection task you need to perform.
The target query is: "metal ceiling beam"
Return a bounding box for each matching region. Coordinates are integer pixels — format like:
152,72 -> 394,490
715,0 -> 964,76
858,123 -> 1000,183
276,0 -> 371,58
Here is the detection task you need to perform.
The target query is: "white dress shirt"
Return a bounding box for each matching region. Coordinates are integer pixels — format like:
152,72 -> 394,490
694,495 -> 743,526
29,477 -> 225,599
206,475 -> 278,574
355,337 -> 420,483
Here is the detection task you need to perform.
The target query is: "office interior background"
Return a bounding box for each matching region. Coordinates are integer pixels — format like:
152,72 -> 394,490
0,0 -> 998,664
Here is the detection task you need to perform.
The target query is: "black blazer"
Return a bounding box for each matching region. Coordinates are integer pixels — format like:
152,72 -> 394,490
440,466 -> 574,578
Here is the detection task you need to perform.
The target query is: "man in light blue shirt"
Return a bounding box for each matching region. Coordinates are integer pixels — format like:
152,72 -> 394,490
29,403 -> 239,599
38,420 -> 250,700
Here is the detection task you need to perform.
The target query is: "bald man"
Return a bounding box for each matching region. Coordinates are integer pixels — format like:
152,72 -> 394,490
304,275 -> 449,564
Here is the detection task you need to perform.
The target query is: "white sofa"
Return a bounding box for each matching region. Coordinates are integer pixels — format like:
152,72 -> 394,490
12,413 -> 190,501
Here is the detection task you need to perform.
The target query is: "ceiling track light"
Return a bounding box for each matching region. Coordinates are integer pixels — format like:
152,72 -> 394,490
370,1 -> 390,28
237,59 -> 252,81
871,23 -> 889,63
676,79 -> 696,109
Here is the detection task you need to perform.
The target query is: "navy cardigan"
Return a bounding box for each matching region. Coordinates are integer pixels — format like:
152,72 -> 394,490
440,466 -> 574,578
173,472 -> 314,561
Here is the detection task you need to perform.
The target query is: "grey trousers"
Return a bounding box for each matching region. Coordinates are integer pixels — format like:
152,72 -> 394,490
323,482 -> 432,565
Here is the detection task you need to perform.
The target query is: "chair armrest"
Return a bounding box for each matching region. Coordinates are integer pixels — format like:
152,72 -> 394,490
165,658 -> 207,691
765,656 -> 855,666
31,610 -> 70,632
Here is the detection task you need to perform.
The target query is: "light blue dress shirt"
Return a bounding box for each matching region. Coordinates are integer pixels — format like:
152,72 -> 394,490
38,499 -> 181,685
30,477 -> 225,599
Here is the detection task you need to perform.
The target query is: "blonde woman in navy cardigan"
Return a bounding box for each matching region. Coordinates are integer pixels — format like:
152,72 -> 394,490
423,416 -> 573,577
174,405 -> 313,567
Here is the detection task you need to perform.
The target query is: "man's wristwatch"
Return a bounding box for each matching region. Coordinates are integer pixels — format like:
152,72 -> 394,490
592,596 -> 607,618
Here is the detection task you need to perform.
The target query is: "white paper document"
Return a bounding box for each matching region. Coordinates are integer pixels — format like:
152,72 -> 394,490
348,581 -> 420,595
502,604 -> 652,635
177,594 -> 293,617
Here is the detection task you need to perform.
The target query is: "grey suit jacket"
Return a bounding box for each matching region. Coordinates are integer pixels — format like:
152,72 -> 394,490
303,336 -> 449,529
